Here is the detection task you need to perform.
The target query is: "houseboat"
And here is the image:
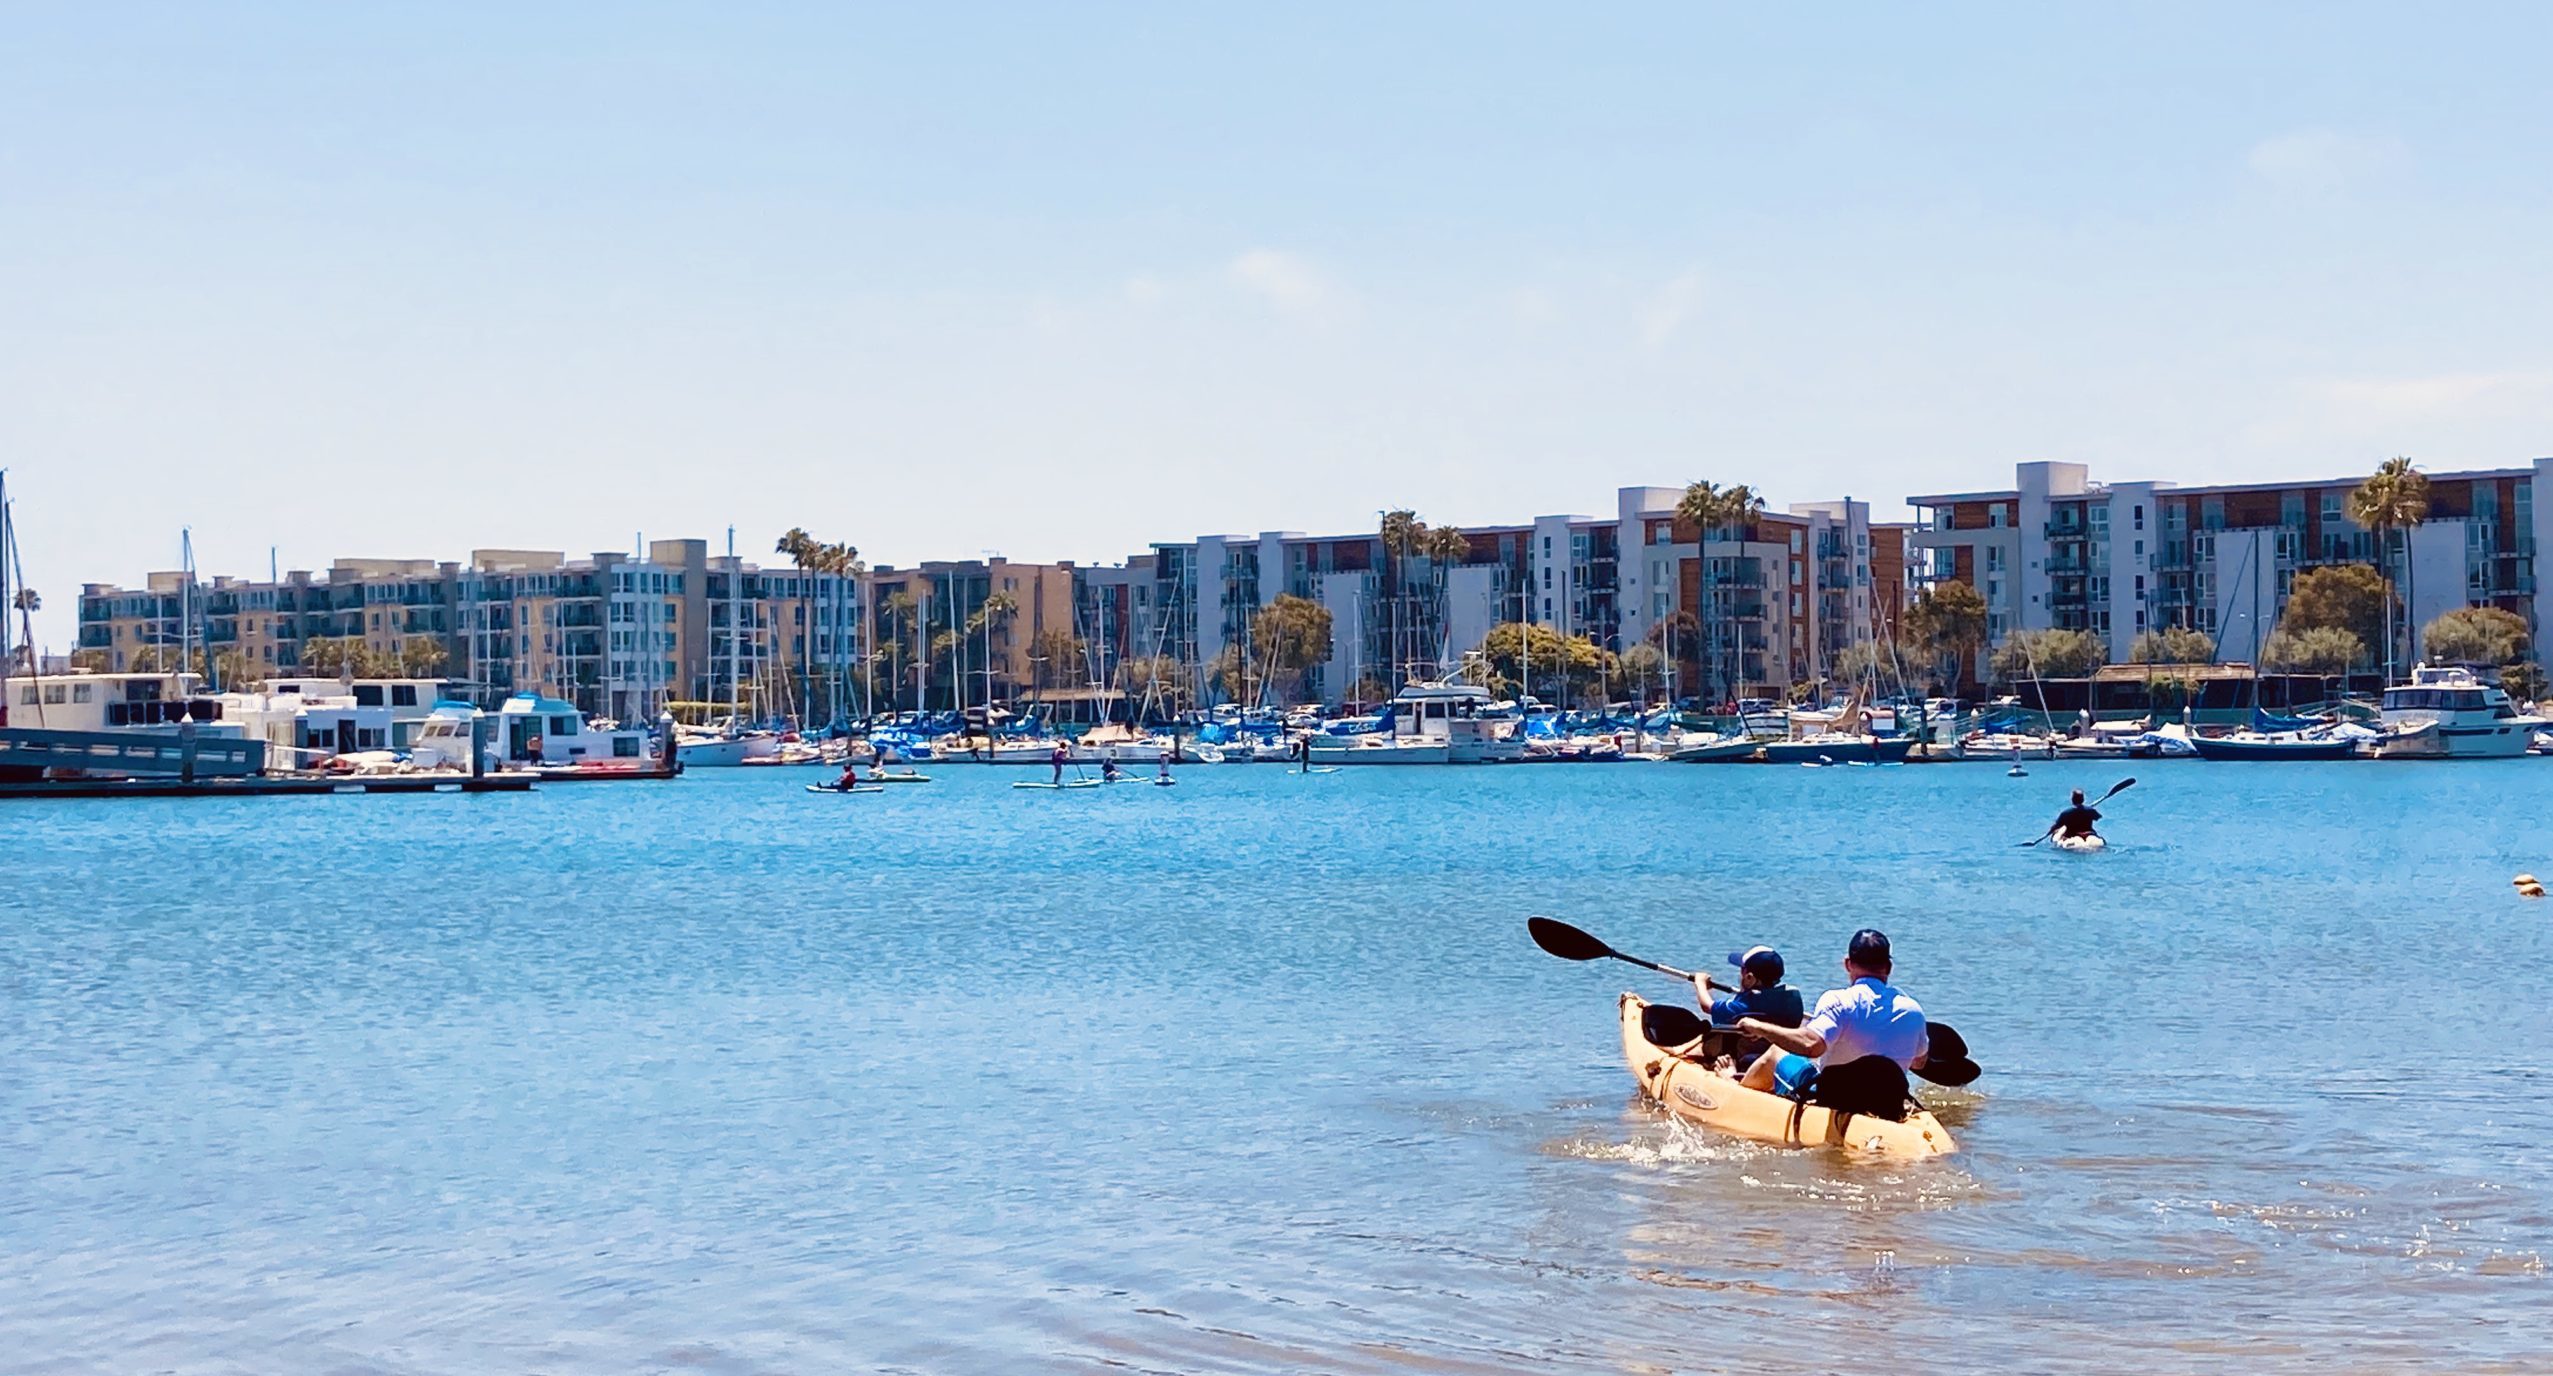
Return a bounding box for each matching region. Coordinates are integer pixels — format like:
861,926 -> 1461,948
409,693 -> 658,772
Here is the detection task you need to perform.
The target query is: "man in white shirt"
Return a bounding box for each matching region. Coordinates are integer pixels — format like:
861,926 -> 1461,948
1730,929 -> 1928,1112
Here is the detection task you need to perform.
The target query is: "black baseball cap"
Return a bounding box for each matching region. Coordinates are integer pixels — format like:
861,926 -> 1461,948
1848,928 -> 1892,966
1726,946 -> 1784,981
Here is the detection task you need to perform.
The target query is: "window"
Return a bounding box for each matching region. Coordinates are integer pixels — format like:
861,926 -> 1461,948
2134,575 -> 2146,596
73,684 -> 92,703
2135,540 -> 2144,559
2134,504 -> 2145,531
1791,531 -> 1803,553
354,686 -> 384,706
1986,547 -> 2005,572
1989,507 -> 2008,528
392,685 -> 418,707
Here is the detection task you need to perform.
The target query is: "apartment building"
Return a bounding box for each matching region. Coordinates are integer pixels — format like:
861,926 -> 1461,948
1909,459 -> 2548,677
1144,487 -> 1909,707
861,558 -> 1076,714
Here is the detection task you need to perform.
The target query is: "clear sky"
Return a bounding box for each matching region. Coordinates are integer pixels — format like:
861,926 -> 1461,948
6,4 -> 2550,651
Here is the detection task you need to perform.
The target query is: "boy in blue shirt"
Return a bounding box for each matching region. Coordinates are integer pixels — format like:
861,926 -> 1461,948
1692,946 -> 1803,1068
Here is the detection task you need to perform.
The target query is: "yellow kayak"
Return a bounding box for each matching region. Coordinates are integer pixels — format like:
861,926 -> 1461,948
1618,993 -> 1956,1157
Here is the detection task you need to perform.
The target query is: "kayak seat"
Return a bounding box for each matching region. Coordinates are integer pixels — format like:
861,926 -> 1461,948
1805,1055 -> 1915,1123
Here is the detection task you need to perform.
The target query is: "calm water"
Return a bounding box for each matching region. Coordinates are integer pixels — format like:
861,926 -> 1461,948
5,761 -> 2549,1374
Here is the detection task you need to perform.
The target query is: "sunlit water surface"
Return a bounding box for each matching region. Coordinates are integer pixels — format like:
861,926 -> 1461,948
5,761 -> 2548,1373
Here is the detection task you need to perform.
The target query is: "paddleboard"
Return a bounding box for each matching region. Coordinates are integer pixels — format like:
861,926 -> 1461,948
1152,777 -> 1177,787
1291,765 -> 1341,775
805,784 -> 886,795
866,773 -> 932,784
1014,780 -> 1103,790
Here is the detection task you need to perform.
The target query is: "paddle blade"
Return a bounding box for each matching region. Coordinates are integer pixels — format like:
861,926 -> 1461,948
1914,1020 -> 1978,1086
1924,1020 -> 1969,1061
1640,1003 -> 1711,1048
1527,916 -> 1614,963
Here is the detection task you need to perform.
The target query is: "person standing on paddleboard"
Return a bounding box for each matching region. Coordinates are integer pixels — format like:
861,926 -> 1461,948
2051,789 -> 2101,842
1049,740 -> 1069,785
1691,946 -> 1802,1069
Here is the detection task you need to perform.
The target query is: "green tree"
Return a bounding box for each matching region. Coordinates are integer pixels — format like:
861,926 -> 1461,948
2503,660 -> 2547,704
1474,621 -> 1607,705
1617,642 -> 1665,704
2280,563 -> 2393,654
398,637 -> 449,678
1676,480 -> 1767,702
70,647 -> 111,672
1904,582 -> 1988,689
1989,627 -> 2104,681
2347,456 -> 2430,676
2128,627 -> 2216,665
1249,593 -> 1334,704
1344,673 -> 1391,708
2261,625 -> 2366,700
2260,625 -> 2366,676
2422,606 -> 2529,666
1114,653 -> 1192,719
214,649 -> 262,691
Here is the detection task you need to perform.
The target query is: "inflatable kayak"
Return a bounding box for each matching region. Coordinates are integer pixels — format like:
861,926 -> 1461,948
2054,832 -> 2107,853
805,784 -> 885,795
1618,994 -> 1955,1157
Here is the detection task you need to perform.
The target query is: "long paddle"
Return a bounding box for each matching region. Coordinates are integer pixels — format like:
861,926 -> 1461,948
1637,1001 -> 1982,1088
2021,775 -> 2135,847
1527,916 -> 1723,990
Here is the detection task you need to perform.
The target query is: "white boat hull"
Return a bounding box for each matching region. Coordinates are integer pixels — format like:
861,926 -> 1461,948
677,737 -> 754,768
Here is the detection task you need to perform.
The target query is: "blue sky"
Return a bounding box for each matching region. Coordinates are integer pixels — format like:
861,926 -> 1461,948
6,4 -> 2551,650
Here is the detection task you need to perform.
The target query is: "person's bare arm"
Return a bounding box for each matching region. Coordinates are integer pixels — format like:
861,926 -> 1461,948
1737,1018 -> 1826,1059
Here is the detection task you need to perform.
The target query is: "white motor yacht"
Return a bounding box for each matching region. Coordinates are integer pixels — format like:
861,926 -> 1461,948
2369,664 -> 2545,759
1306,679 -> 1523,765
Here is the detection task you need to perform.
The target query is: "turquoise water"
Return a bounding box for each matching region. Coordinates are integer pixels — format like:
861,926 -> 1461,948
6,761 -> 2549,1373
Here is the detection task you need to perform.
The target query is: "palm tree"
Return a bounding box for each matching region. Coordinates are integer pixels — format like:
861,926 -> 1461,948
1416,523 -> 1471,668
2347,456 -> 2430,681
1379,509 -> 1423,686
773,528 -> 817,723
1676,481 -> 1766,706
816,541 -> 863,723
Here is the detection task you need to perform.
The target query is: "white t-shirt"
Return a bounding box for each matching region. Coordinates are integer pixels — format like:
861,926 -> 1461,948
1804,976 -> 1928,1069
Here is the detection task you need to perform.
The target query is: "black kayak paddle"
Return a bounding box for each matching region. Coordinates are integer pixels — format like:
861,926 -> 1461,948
2022,775 -> 2136,847
1527,916 -> 1723,990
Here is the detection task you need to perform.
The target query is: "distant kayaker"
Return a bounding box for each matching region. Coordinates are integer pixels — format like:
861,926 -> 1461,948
1729,928 -> 1928,1117
2051,789 -> 2101,841
1691,945 -> 1803,1069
